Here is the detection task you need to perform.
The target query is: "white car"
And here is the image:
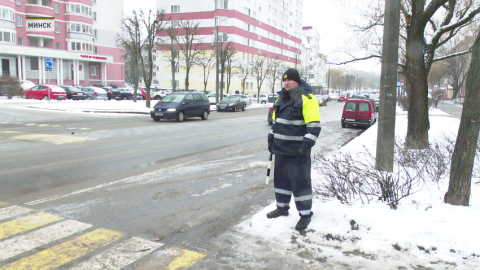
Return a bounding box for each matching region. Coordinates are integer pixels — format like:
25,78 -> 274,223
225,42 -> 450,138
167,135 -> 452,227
207,93 -> 228,104
230,94 -> 252,105
329,93 -> 339,100
248,93 -> 268,104
20,80 -> 35,90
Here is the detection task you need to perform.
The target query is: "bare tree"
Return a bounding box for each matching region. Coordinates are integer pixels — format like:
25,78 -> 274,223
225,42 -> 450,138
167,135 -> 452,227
173,20 -> 203,91
218,40 -> 237,96
267,56 -> 284,99
163,21 -> 180,92
196,50 -> 216,94
236,60 -> 251,94
118,11 -> 142,102
339,0 -> 480,149
224,58 -> 237,94
250,55 -> 269,98
444,30 -> 480,206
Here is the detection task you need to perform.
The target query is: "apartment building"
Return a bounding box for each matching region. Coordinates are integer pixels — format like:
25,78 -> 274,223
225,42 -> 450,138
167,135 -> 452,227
155,0 -> 304,94
0,0 -> 124,86
301,26 -> 327,90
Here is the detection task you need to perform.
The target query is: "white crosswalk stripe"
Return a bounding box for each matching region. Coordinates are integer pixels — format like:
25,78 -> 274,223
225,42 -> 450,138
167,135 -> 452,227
0,205 -> 32,221
0,220 -> 92,261
70,237 -> 163,270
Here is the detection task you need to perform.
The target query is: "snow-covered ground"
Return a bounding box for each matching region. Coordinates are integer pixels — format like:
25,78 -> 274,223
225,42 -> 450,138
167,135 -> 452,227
236,107 -> 480,269
2,97 -> 477,269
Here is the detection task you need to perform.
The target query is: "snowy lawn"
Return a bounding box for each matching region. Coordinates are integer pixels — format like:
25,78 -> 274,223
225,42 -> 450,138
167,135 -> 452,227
237,107 -> 480,269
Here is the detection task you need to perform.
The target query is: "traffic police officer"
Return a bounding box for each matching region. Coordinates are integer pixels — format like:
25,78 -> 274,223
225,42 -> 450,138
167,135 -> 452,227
267,68 -> 321,231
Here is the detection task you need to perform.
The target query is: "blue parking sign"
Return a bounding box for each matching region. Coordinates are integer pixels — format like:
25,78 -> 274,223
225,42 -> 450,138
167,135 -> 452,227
46,58 -> 53,70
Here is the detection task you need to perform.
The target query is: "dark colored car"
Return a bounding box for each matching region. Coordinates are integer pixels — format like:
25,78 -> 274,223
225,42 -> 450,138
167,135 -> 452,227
341,98 -> 377,128
268,93 -> 279,103
100,86 -> 120,100
59,86 -> 87,100
216,96 -> 247,112
150,92 -> 210,122
21,85 -> 66,100
315,95 -> 328,106
116,88 -> 135,100
268,106 -> 274,125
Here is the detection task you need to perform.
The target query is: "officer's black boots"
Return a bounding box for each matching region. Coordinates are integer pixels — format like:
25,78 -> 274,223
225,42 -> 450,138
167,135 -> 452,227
295,216 -> 311,231
266,207 -> 289,218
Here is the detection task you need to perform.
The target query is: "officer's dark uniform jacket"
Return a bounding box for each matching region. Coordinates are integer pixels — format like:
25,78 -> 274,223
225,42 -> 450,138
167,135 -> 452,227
268,80 -> 321,155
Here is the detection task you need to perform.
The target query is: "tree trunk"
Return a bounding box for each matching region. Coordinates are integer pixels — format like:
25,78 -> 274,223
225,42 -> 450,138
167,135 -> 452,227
444,32 -> 480,206
404,21 -> 430,149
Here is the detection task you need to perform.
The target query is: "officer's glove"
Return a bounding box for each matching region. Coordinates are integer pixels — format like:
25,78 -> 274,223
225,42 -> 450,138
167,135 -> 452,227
298,147 -> 309,156
268,142 -> 273,153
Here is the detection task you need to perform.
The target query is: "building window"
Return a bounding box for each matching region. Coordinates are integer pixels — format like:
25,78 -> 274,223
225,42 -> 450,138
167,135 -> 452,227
216,0 -> 228,9
17,15 -> 22,27
68,22 -> 93,34
31,57 -> 39,70
91,65 -> 98,76
93,46 -> 97,54
55,3 -> 59,13
67,3 -> 92,17
56,42 -> 60,49
16,0 -> 21,5
17,37 -> 23,45
55,23 -> 60,33
93,12 -> 96,21
1,8 -> 15,22
94,29 -> 97,38
171,5 -> 180,13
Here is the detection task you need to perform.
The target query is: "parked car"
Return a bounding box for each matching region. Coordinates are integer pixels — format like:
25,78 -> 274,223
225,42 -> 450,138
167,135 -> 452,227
369,90 -> 380,100
322,94 -> 331,102
101,86 -> 120,100
151,87 -> 170,100
80,87 -> 108,100
248,93 -> 268,104
268,93 -> 279,103
341,98 -> 377,128
268,106 -> 274,125
338,92 -> 350,102
207,93 -> 228,104
230,94 -> 252,105
329,93 -> 339,100
116,88 -> 135,100
150,92 -> 210,122
217,96 -> 247,112
59,86 -> 87,100
20,80 -> 35,90
315,95 -> 328,106
21,85 -> 67,100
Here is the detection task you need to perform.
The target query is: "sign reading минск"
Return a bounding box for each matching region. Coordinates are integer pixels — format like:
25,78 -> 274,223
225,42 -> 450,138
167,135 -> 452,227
26,17 -> 55,32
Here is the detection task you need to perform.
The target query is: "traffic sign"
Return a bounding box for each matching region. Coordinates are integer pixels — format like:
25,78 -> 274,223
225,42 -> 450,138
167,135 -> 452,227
46,58 -> 53,70
397,81 -> 401,87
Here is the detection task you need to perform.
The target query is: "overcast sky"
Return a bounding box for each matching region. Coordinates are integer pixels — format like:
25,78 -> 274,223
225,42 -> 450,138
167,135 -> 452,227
123,0 -> 381,73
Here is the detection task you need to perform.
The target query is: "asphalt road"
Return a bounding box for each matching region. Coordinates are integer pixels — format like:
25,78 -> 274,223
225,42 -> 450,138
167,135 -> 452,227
0,100 -> 363,268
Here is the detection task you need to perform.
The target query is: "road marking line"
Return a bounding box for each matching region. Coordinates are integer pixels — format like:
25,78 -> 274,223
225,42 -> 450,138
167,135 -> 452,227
0,228 -> 124,270
70,237 -> 163,270
0,205 -> 32,221
0,220 -> 92,261
0,131 -> 20,134
10,134 -> 96,145
168,248 -> 207,270
26,160 -> 199,206
0,202 -> 9,207
0,213 -> 62,240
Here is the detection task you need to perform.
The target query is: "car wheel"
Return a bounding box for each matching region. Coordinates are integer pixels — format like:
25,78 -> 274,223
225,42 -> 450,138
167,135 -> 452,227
153,117 -> 160,122
43,95 -> 50,100
122,96 -> 126,100
87,96 -> 92,100
234,105 -> 238,112
155,96 -> 161,100
342,122 -> 346,128
21,93 -> 27,99
261,101 -> 266,104
201,110 -> 208,120
242,104 -> 245,111
177,111 -> 185,122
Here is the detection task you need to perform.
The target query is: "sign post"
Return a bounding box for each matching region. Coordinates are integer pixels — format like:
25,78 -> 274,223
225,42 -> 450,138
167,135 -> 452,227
46,58 -> 52,100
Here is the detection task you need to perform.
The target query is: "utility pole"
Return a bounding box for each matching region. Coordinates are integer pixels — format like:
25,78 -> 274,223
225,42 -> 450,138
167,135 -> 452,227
375,0 -> 400,172
215,14 -> 219,104
327,64 -> 330,94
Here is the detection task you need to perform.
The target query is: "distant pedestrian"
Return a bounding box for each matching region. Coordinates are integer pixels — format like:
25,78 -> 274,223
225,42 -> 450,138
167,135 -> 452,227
434,97 -> 439,108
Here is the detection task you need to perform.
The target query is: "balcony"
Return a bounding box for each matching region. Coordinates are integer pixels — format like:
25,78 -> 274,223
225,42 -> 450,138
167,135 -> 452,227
25,0 -> 54,17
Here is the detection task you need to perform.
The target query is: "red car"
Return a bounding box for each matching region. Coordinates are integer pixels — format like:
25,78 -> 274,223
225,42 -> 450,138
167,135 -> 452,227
341,98 -> 377,128
338,92 -> 350,102
21,85 -> 67,100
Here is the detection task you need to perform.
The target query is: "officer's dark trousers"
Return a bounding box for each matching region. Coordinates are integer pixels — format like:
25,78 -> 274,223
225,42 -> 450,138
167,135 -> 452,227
273,154 -> 313,217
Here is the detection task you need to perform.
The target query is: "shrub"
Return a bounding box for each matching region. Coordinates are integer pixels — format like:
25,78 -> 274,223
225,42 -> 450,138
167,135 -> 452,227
0,76 -> 22,99
397,95 -> 435,111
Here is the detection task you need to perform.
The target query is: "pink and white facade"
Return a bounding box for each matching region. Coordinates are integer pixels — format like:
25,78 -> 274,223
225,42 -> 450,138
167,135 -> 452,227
155,0 -> 304,93
0,0 -> 124,86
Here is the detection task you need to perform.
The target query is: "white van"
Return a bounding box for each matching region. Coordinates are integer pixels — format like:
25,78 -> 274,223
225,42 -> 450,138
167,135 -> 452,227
248,93 -> 268,104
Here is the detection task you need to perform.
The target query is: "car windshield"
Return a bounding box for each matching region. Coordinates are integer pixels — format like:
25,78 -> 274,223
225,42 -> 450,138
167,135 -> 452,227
339,92 -> 347,95
222,96 -> 237,101
161,94 -> 185,103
